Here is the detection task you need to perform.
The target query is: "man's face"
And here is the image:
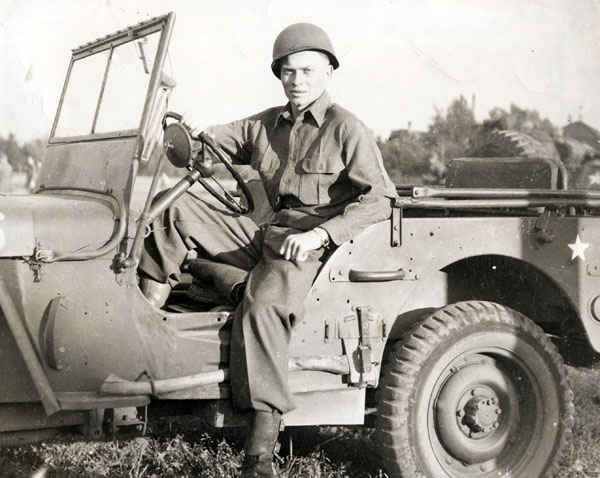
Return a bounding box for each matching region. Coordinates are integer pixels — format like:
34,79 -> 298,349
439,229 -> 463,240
280,51 -> 332,112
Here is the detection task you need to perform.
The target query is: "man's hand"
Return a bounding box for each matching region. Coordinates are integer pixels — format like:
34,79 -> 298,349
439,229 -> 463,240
279,230 -> 325,262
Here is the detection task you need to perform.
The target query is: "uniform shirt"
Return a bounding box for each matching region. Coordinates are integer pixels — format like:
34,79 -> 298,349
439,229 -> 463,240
206,92 -> 397,245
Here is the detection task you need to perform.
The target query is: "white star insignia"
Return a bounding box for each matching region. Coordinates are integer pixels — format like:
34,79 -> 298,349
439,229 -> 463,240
589,172 -> 600,185
568,234 -> 590,261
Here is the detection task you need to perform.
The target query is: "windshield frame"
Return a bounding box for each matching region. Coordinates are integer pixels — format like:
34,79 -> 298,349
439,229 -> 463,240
49,13 -> 174,144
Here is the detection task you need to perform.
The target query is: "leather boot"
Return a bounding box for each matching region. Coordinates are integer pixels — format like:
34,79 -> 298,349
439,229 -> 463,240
140,278 -> 171,308
241,409 -> 282,478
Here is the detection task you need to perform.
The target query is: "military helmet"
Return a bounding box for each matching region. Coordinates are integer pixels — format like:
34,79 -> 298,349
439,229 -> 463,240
271,23 -> 339,78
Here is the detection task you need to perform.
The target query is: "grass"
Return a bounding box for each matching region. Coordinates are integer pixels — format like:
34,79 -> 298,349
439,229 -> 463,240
555,366 -> 600,477
2,365 -> 600,477
0,420 -> 383,478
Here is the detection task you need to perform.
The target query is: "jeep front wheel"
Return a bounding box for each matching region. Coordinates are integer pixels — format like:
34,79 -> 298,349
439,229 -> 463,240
375,301 -> 574,478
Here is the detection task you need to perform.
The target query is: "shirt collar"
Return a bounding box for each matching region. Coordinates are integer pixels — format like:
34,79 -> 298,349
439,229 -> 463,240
275,91 -> 332,128
275,104 -> 293,127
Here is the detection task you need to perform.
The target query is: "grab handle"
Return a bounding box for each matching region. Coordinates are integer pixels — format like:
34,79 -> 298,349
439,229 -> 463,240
348,269 -> 406,282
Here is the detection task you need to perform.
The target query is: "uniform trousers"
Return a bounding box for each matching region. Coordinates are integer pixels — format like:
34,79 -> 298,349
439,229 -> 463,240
140,190 -> 329,413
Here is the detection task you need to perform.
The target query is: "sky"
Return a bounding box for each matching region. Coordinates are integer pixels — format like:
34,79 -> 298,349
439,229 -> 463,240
1,0 -> 600,142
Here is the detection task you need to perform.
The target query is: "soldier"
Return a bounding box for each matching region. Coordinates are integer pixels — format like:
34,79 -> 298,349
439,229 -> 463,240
140,23 -> 396,477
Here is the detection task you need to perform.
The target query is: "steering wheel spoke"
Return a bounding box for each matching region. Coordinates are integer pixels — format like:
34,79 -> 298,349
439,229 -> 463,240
197,176 -> 247,214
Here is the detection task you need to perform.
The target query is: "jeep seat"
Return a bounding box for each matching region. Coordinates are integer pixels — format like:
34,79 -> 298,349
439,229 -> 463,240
445,156 -> 559,189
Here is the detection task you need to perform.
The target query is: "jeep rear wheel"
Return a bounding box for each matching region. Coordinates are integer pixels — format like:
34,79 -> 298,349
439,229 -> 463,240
375,301 -> 574,478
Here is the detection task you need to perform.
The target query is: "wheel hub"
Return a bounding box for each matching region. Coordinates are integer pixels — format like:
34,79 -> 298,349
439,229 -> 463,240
461,394 -> 502,435
435,361 -> 518,465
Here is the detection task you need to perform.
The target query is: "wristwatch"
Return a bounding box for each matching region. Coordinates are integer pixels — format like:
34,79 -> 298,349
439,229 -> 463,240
313,227 -> 330,247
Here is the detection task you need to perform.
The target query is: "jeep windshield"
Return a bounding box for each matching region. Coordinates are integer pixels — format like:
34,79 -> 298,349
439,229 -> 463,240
51,15 -> 171,141
35,13 -> 175,266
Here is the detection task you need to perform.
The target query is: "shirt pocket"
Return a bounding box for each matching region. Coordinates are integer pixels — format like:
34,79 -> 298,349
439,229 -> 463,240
298,153 -> 345,205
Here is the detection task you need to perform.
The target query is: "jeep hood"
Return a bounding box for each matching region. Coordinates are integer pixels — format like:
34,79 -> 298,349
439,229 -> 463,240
0,193 -> 116,258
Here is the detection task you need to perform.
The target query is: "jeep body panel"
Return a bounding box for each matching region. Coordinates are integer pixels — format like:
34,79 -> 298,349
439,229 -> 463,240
38,139 -> 138,206
0,254 -> 357,424
303,213 -> 597,358
0,193 -> 115,258
0,198 -> 35,256
14,210 -> 587,406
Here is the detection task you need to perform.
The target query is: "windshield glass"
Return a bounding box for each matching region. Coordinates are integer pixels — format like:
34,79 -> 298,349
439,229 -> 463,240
54,52 -> 108,137
54,31 -> 161,138
96,32 -> 160,133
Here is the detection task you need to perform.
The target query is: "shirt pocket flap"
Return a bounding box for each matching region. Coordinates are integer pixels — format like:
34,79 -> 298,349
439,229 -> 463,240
301,154 -> 345,174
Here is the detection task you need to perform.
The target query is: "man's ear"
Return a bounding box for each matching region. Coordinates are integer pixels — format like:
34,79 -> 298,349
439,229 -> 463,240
326,63 -> 333,78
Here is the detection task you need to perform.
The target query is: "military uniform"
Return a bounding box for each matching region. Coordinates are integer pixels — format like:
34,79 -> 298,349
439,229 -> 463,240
141,91 -> 395,414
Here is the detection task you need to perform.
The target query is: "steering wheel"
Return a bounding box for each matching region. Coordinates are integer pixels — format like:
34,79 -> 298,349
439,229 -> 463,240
162,112 -> 254,214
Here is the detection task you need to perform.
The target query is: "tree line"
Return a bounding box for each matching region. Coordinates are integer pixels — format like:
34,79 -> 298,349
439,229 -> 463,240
376,95 -> 574,186
0,133 -> 45,173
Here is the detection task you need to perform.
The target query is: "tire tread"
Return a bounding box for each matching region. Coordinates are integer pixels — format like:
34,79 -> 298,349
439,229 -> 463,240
374,300 -> 574,478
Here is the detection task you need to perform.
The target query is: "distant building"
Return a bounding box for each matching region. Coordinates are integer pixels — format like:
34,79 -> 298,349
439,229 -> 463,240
389,123 -> 426,142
